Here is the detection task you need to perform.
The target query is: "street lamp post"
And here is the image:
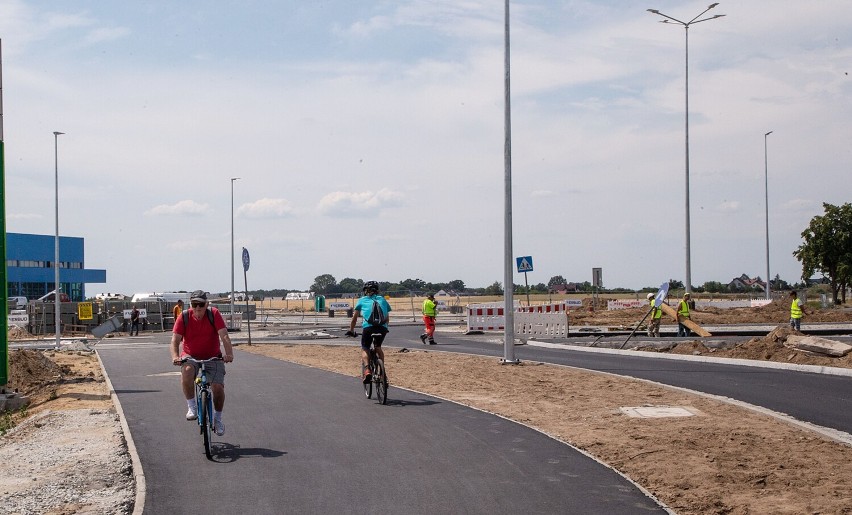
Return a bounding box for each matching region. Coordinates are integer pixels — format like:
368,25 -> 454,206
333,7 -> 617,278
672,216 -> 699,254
647,3 -> 725,294
764,130 -> 773,299
53,131 -> 64,349
230,177 -> 240,329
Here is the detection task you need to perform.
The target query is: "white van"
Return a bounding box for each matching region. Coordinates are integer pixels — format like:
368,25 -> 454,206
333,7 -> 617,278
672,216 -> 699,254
8,296 -> 28,309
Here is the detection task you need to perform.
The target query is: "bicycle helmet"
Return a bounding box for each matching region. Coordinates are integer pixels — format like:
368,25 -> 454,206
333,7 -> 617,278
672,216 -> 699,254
363,280 -> 379,293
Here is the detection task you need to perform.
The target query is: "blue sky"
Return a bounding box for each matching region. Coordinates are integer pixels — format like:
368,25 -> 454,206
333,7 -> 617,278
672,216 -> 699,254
1,0 -> 850,295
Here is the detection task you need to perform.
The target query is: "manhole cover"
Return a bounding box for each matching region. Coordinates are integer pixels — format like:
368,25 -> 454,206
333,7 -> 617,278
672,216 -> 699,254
620,405 -> 702,418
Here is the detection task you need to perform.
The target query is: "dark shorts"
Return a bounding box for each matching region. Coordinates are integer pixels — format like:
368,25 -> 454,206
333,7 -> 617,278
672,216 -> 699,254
361,325 -> 388,350
184,358 -> 226,385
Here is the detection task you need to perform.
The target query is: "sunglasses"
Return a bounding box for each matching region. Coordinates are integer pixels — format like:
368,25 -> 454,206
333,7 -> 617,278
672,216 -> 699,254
191,301 -> 206,308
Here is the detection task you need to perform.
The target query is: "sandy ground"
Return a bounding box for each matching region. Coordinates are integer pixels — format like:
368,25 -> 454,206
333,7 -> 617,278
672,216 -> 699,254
3,297 -> 852,514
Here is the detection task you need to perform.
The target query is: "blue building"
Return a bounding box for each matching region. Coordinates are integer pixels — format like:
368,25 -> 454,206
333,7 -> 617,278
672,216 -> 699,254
6,233 -> 106,301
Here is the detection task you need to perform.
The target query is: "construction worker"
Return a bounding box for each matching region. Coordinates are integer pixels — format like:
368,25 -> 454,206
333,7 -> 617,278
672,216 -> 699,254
790,291 -> 806,331
420,293 -> 438,345
676,293 -> 691,337
647,293 -> 662,337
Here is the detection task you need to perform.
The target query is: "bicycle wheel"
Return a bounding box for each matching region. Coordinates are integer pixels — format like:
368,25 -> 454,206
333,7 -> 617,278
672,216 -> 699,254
375,359 -> 388,405
363,362 -> 373,399
200,390 -> 213,459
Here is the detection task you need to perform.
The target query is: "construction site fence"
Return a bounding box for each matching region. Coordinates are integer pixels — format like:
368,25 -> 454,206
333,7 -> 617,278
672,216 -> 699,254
13,300 -> 256,336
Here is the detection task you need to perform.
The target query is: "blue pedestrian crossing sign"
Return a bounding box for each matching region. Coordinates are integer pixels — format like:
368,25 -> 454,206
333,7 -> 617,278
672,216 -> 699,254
516,256 -> 534,273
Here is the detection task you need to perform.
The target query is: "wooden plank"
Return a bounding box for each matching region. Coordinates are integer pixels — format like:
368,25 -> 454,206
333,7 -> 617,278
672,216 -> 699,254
660,303 -> 712,337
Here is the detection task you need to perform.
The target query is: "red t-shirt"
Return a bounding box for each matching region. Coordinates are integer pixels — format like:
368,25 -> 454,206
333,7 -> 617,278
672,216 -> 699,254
173,307 -> 227,359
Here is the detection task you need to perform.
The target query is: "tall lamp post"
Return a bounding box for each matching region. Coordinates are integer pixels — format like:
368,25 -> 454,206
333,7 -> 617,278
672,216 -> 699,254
230,177 -> 240,329
53,131 -> 65,349
647,3 -> 725,294
764,130 -> 773,299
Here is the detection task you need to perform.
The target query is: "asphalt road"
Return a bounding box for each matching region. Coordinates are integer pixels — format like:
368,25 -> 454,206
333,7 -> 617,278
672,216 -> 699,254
98,338 -> 667,515
384,325 -> 852,437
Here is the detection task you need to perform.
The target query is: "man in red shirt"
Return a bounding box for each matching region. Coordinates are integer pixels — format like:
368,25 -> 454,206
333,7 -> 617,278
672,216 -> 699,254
170,290 -> 234,436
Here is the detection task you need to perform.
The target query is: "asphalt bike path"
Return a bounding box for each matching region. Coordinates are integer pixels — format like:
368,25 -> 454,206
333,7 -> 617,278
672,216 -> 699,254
98,341 -> 668,514
388,326 -> 852,438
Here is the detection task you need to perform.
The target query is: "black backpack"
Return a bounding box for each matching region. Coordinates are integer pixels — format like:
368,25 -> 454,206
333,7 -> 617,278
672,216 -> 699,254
182,308 -> 216,335
366,298 -> 387,326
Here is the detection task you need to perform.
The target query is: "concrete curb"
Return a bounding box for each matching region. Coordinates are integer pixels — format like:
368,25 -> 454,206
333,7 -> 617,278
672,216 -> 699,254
96,350 -> 146,515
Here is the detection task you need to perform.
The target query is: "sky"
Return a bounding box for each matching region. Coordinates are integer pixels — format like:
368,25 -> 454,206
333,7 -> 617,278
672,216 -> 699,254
1,0 -> 850,296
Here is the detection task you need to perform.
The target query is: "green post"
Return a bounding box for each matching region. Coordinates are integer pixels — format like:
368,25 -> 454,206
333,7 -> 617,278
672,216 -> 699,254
1,38 -> 8,387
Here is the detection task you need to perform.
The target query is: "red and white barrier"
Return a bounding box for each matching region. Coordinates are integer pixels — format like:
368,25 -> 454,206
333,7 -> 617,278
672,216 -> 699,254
515,302 -> 569,338
467,306 -> 505,331
468,302 -> 570,337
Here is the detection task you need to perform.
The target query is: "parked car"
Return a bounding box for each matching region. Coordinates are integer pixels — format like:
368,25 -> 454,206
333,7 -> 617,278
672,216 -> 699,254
37,290 -> 71,302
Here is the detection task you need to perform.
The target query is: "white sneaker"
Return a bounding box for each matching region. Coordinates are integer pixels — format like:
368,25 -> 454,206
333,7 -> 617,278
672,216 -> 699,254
214,418 -> 225,436
185,407 -> 197,421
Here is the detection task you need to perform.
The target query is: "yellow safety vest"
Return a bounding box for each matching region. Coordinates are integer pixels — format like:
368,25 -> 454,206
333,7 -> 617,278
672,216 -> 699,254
790,299 -> 803,319
423,299 -> 437,317
650,299 -> 662,319
677,300 -> 690,318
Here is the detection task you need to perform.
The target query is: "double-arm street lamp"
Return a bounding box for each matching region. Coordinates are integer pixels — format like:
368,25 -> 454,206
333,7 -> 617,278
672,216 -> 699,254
647,3 -> 725,293
764,131 -> 773,299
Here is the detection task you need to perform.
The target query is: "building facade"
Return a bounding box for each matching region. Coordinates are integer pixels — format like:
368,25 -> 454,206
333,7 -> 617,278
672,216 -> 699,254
6,233 -> 106,301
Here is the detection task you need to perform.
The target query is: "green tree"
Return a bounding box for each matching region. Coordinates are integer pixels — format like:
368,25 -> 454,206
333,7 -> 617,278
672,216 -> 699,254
338,277 -> 363,293
701,281 -> 729,293
310,274 -> 337,294
793,202 -> 852,305
484,281 -> 503,295
400,278 -> 427,292
547,275 -> 567,287
447,279 -> 466,291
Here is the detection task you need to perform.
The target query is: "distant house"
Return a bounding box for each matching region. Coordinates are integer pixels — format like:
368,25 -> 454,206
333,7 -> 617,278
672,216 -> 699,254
805,276 -> 830,286
728,274 -> 766,291
549,283 -> 578,294
434,290 -> 450,297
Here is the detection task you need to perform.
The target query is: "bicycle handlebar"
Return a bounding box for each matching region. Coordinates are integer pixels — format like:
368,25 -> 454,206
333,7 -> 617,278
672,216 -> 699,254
178,356 -> 223,365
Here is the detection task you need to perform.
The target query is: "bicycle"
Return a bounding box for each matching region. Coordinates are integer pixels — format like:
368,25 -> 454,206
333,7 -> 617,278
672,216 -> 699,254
180,357 -> 222,459
346,331 -> 389,405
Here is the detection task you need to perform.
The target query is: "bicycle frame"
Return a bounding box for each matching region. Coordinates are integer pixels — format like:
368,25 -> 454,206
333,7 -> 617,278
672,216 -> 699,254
182,357 -> 220,459
363,333 -> 388,405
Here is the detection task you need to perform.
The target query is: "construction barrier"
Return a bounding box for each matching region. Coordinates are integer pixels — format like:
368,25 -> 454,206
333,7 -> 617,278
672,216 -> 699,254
466,306 -> 506,331
515,302 -> 569,338
467,302 -> 569,336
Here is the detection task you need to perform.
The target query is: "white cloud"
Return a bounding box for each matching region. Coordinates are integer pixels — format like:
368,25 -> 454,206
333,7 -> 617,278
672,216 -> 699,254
317,189 -> 405,217
237,198 -> 295,219
145,200 -> 211,217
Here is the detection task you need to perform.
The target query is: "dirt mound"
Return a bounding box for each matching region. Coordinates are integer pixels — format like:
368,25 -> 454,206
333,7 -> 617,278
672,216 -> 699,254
7,349 -> 64,396
649,324 -> 852,368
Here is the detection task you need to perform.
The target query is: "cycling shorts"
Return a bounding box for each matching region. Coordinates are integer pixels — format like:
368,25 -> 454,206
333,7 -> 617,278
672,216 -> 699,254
361,325 -> 388,351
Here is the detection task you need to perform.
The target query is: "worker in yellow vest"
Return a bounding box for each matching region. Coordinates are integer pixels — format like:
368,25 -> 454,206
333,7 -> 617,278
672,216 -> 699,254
420,294 -> 438,345
789,291 -> 806,331
646,293 -> 662,337
676,292 -> 691,337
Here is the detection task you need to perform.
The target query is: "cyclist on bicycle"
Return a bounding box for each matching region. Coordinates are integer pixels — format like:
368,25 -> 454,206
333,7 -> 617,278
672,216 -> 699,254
345,281 -> 391,383
170,290 -> 234,436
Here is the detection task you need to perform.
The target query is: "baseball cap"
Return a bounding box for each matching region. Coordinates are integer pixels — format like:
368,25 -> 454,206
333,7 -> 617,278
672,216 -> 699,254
190,290 -> 208,302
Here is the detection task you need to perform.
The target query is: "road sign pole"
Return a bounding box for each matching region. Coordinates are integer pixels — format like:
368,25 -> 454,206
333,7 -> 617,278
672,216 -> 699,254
242,247 -> 251,345
524,272 -> 530,306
